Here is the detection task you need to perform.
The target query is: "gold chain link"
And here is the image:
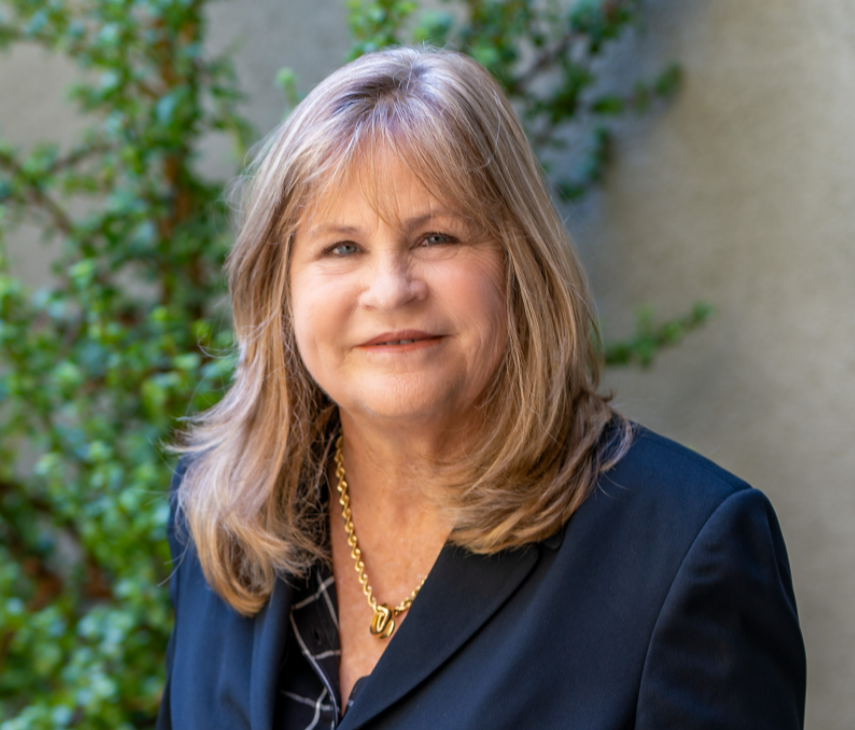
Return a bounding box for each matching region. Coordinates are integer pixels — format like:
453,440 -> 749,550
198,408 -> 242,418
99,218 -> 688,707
334,434 -> 426,638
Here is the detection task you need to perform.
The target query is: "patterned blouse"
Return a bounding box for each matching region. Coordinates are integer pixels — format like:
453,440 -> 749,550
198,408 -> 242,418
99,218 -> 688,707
273,562 -> 367,729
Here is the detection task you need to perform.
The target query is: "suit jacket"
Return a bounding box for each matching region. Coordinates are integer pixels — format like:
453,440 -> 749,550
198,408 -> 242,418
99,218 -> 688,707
156,428 -> 806,729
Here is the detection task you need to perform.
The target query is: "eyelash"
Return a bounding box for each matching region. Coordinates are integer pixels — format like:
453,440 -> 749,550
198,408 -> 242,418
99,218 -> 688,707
323,232 -> 458,257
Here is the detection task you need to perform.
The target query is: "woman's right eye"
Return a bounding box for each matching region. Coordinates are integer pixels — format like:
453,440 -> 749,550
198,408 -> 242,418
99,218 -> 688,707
327,242 -> 359,256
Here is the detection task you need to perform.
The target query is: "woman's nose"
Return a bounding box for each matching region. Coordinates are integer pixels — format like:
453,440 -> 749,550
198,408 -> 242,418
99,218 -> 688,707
359,253 -> 427,310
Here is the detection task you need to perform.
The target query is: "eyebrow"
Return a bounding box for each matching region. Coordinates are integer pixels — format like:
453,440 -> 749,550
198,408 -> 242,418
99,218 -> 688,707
307,223 -> 363,237
306,210 -> 463,238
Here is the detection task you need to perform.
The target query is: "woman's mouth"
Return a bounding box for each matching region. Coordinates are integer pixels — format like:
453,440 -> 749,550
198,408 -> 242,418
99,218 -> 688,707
358,331 -> 443,350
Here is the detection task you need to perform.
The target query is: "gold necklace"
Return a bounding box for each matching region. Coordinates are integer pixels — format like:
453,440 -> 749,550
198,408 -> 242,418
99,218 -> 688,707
334,434 -> 426,639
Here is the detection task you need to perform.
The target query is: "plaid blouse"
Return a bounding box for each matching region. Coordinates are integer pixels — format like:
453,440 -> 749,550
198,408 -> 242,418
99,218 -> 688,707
273,562 -> 367,729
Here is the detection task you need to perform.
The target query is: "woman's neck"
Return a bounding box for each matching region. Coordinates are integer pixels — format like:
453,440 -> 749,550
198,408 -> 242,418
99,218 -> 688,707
335,409 -> 467,521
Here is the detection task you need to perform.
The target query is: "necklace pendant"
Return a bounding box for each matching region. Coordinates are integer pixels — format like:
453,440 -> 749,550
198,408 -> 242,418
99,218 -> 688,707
370,603 -> 396,639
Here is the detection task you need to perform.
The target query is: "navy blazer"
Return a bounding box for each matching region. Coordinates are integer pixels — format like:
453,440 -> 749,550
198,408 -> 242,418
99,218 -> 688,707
157,429 -> 806,729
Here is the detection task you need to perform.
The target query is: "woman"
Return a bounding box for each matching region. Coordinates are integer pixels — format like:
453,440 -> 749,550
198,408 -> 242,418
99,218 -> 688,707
157,47 -> 805,729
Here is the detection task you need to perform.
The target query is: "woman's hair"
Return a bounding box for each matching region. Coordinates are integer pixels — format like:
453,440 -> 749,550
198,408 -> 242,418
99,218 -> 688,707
174,46 -> 633,615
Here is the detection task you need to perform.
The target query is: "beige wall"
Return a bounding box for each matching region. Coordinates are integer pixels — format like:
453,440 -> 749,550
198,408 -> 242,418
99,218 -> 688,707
581,2 -> 855,727
2,0 -> 854,726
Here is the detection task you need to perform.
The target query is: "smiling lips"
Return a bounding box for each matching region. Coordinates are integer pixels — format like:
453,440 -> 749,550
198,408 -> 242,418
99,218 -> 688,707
358,331 -> 443,351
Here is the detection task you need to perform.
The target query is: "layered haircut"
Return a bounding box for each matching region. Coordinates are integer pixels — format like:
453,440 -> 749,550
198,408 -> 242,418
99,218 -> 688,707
174,46 -> 633,615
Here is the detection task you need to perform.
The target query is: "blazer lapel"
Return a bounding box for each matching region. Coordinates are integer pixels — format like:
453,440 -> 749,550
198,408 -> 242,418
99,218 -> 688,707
249,576 -> 294,730
338,542 -> 540,730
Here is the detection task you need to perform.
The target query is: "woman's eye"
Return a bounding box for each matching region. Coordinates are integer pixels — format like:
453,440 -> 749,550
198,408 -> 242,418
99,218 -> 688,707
422,232 -> 455,246
328,242 -> 359,256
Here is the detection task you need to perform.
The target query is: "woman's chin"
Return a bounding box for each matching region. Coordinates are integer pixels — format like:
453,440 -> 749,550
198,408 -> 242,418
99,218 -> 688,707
338,389 -> 467,430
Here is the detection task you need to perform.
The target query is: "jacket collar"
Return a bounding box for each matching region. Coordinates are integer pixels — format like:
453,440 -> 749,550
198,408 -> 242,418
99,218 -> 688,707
338,540 -> 542,730
247,532 -> 557,730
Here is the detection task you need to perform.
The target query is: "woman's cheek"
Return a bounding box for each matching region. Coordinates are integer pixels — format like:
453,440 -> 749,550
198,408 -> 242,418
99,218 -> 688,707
290,271 -> 327,373
292,271 -> 353,383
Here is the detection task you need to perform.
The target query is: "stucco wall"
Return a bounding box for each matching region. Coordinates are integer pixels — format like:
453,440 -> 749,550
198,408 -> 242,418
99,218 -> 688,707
2,0 -> 853,726
579,3 -> 855,727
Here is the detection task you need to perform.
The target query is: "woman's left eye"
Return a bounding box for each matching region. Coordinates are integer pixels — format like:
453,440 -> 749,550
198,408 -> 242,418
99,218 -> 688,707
421,232 -> 456,246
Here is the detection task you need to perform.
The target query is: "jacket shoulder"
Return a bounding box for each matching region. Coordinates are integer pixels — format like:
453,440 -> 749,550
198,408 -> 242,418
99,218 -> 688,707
568,426 -> 763,581
597,426 -> 752,518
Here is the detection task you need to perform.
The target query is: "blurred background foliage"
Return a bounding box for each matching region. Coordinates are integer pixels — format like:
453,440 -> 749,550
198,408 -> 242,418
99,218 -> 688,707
0,0 -> 708,726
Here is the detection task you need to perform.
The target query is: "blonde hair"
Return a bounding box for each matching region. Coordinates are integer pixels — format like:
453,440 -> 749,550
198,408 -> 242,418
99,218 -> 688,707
174,46 -> 632,615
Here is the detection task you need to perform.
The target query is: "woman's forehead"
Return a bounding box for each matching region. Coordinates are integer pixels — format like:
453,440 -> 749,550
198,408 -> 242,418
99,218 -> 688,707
298,152 -> 477,232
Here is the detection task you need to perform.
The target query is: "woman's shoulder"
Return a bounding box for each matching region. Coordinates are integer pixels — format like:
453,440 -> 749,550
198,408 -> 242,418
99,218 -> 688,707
565,423 -> 799,649
598,424 -> 757,518
565,426 -> 805,728
572,424 -> 784,573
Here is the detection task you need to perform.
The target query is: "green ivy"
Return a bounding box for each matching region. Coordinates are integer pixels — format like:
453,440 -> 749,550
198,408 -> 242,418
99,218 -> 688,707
0,0 -> 707,726
0,1 -> 244,726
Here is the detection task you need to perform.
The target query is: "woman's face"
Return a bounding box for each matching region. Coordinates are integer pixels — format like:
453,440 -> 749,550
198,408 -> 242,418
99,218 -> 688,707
289,156 -> 508,435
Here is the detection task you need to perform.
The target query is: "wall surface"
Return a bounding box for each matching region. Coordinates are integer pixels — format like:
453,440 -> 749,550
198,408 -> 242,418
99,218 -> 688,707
578,3 -> 855,727
2,0 -> 853,727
